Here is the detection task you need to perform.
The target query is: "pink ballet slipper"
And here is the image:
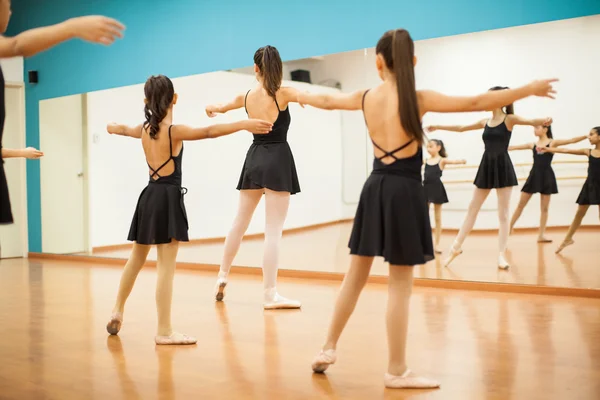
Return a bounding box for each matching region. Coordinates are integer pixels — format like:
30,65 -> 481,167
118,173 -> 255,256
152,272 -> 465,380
155,332 -> 197,345
311,349 -> 337,373
384,369 -> 440,389
106,312 -> 123,335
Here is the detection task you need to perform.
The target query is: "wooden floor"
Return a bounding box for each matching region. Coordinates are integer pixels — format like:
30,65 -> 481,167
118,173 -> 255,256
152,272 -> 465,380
91,223 -> 600,289
1,258 -> 599,399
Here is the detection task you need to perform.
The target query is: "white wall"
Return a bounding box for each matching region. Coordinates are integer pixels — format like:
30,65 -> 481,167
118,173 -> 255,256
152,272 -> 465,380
86,71 -> 343,248
0,57 -> 24,83
280,16 -> 599,229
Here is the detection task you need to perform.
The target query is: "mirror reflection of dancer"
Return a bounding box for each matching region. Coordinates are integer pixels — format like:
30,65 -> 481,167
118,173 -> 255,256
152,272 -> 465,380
538,126 -> 600,254
297,28 -> 557,389
0,0 -> 124,229
105,75 -> 272,345
205,46 -> 305,309
427,92 -> 552,269
508,125 -> 588,242
423,139 -> 466,253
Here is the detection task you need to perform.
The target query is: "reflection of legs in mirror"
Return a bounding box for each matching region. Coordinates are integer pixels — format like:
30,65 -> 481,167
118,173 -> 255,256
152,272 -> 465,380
509,192 -> 532,235
496,187 -> 512,269
444,188 -> 491,267
556,205 -> 589,254
433,204 -> 443,254
215,189 -> 262,301
107,243 -> 151,335
155,240 -> 196,345
538,194 -> 552,242
312,255 -> 373,373
263,189 -> 300,309
385,265 -> 439,389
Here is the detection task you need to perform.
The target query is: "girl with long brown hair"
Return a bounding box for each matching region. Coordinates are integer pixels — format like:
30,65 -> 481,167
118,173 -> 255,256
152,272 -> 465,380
296,29 -> 556,388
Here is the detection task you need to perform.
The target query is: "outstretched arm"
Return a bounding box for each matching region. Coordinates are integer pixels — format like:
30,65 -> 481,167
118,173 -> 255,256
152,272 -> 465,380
538,147 -> 590,156
296,90 -> 364,111
171,119 -> 272,141
419,79 -> 557,115
440,158 -> 467,169
0,16 -> 124,58
508,143 -> 534,151
205,93 -> 246,117
2,147 -> 44,159
550,135 -> 589,147
107,123 -> 143,139
506,115 -> 552,130
426,120 -> 487,133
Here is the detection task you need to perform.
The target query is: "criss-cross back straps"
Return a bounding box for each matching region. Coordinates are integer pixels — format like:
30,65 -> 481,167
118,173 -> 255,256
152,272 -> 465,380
147,125 -> 174,179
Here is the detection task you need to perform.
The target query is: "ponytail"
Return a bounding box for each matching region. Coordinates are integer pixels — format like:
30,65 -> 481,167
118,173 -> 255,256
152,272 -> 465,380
254,45 -> 282,100
546,125 -> 553,139
143,75 -> 175,139
431,139 -> 447,158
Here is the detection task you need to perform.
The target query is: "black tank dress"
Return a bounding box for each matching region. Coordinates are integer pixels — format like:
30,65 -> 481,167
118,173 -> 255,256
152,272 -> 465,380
576,152 -> 600,205
473,116 -> 518,189
127,126 -> 189,244
349,91 -> 434,266
521,142 -> 558,195
423,162 -> 449,204
237,91 -> 300,194
0,65 -> 12,225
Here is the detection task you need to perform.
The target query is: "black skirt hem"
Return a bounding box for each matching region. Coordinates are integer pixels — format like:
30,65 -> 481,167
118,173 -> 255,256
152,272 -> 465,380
349,248 -> 434,267
237,176 -> 300,195
127,236 -> 190,245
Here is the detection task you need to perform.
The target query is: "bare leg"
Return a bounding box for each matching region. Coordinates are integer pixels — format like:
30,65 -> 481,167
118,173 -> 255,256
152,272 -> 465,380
215,189 -> 262,301
444,188 -> 491,267
538,195 -> 552,242
496,187 -> 513,269
509,192 -> 532,235
384,264 -> 439,389
154,240 -> 195,345
556,205 -> 589,254
433,204 -> 443,253
106,243 -> 151,335
311,255 -> 373,372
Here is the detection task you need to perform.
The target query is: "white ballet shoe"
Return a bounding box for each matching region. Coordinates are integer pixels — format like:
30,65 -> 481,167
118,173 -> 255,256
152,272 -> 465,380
263,288 -> 301,310
155,332 -> 197,345
214,277 -> 227,302
106,312 -> 123,335
498,254 -> 510,270
556,240 -> 574,254
443,246 -> 462,267
311,349 -> 337,373
384,370 -> 440,389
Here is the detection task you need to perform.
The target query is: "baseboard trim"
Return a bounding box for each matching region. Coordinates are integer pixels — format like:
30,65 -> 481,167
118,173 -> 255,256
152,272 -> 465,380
28,252 -> 600,299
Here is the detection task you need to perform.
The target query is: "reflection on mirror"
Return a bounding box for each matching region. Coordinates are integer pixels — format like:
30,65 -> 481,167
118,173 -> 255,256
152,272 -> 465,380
38,16 -> 599,291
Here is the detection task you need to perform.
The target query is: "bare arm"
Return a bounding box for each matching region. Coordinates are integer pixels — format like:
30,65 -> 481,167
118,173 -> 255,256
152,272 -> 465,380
296,90 -> 364,111
419,79 -> 557,116
506,115 -> 552,130
171,119 -> 272,141
2,147 -> 44,159
550,135 -> 588,147
107,123 -> 143,139
205,93 -> 246,117
0,16 -> 124,58
539,147 -> 590,156
439,158 -> 466,169
426,119 -> 487,133
508,143 -> 534,151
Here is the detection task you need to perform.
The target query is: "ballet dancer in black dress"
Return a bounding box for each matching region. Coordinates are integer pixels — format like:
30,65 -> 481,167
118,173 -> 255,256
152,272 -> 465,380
105,75 -> 272,344
0,1 -> 124,227
423,139 -> 466,253
508,125 -> 588,242
296,28 -> 557,388
205,46 -> 305,309
538,126 -> 600,254
427,90 -> 552,269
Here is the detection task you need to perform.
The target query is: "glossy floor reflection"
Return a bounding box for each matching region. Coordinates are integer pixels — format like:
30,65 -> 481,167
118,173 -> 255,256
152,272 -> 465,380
92,223 -> 600,289
1,258 -> 599,399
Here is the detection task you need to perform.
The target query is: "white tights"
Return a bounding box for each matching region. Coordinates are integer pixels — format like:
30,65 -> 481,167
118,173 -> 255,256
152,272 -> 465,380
452,187 -> 512,255
219,189 -> 290,289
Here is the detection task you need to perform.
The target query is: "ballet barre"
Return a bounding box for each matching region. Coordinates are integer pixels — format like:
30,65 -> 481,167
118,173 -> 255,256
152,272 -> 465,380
444,160 -> 587,170
443,175 -> 587,185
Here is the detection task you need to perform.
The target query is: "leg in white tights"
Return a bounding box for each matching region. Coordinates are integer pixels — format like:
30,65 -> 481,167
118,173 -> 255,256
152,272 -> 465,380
496,187 -> 513,269
509,192 -> 532,235
538,194 -> 552,242
444,188 -> 491,267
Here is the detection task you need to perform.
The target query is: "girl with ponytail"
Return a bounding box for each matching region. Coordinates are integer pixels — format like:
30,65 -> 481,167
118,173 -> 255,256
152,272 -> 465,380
296,28 -> 557,389
508,125 -> 588,242
105,75 -> 272,345
427,88 -> 553,269
424,138 -> 466,253
205,45 -> 307,310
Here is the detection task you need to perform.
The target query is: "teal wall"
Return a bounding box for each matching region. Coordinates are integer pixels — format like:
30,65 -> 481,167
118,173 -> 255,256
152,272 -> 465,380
9,0 -> 600,252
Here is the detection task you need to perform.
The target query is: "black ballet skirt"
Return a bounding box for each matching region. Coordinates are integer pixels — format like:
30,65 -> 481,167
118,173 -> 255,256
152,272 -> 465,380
237,92 -> 300,194
473,118 -> 518,189
0,65 -> 12,225
521,143 -> 558,194
423,162 -> 449,204
576,153 -> 600,205
348,90 -> 434,266
128,126 -> 189,245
